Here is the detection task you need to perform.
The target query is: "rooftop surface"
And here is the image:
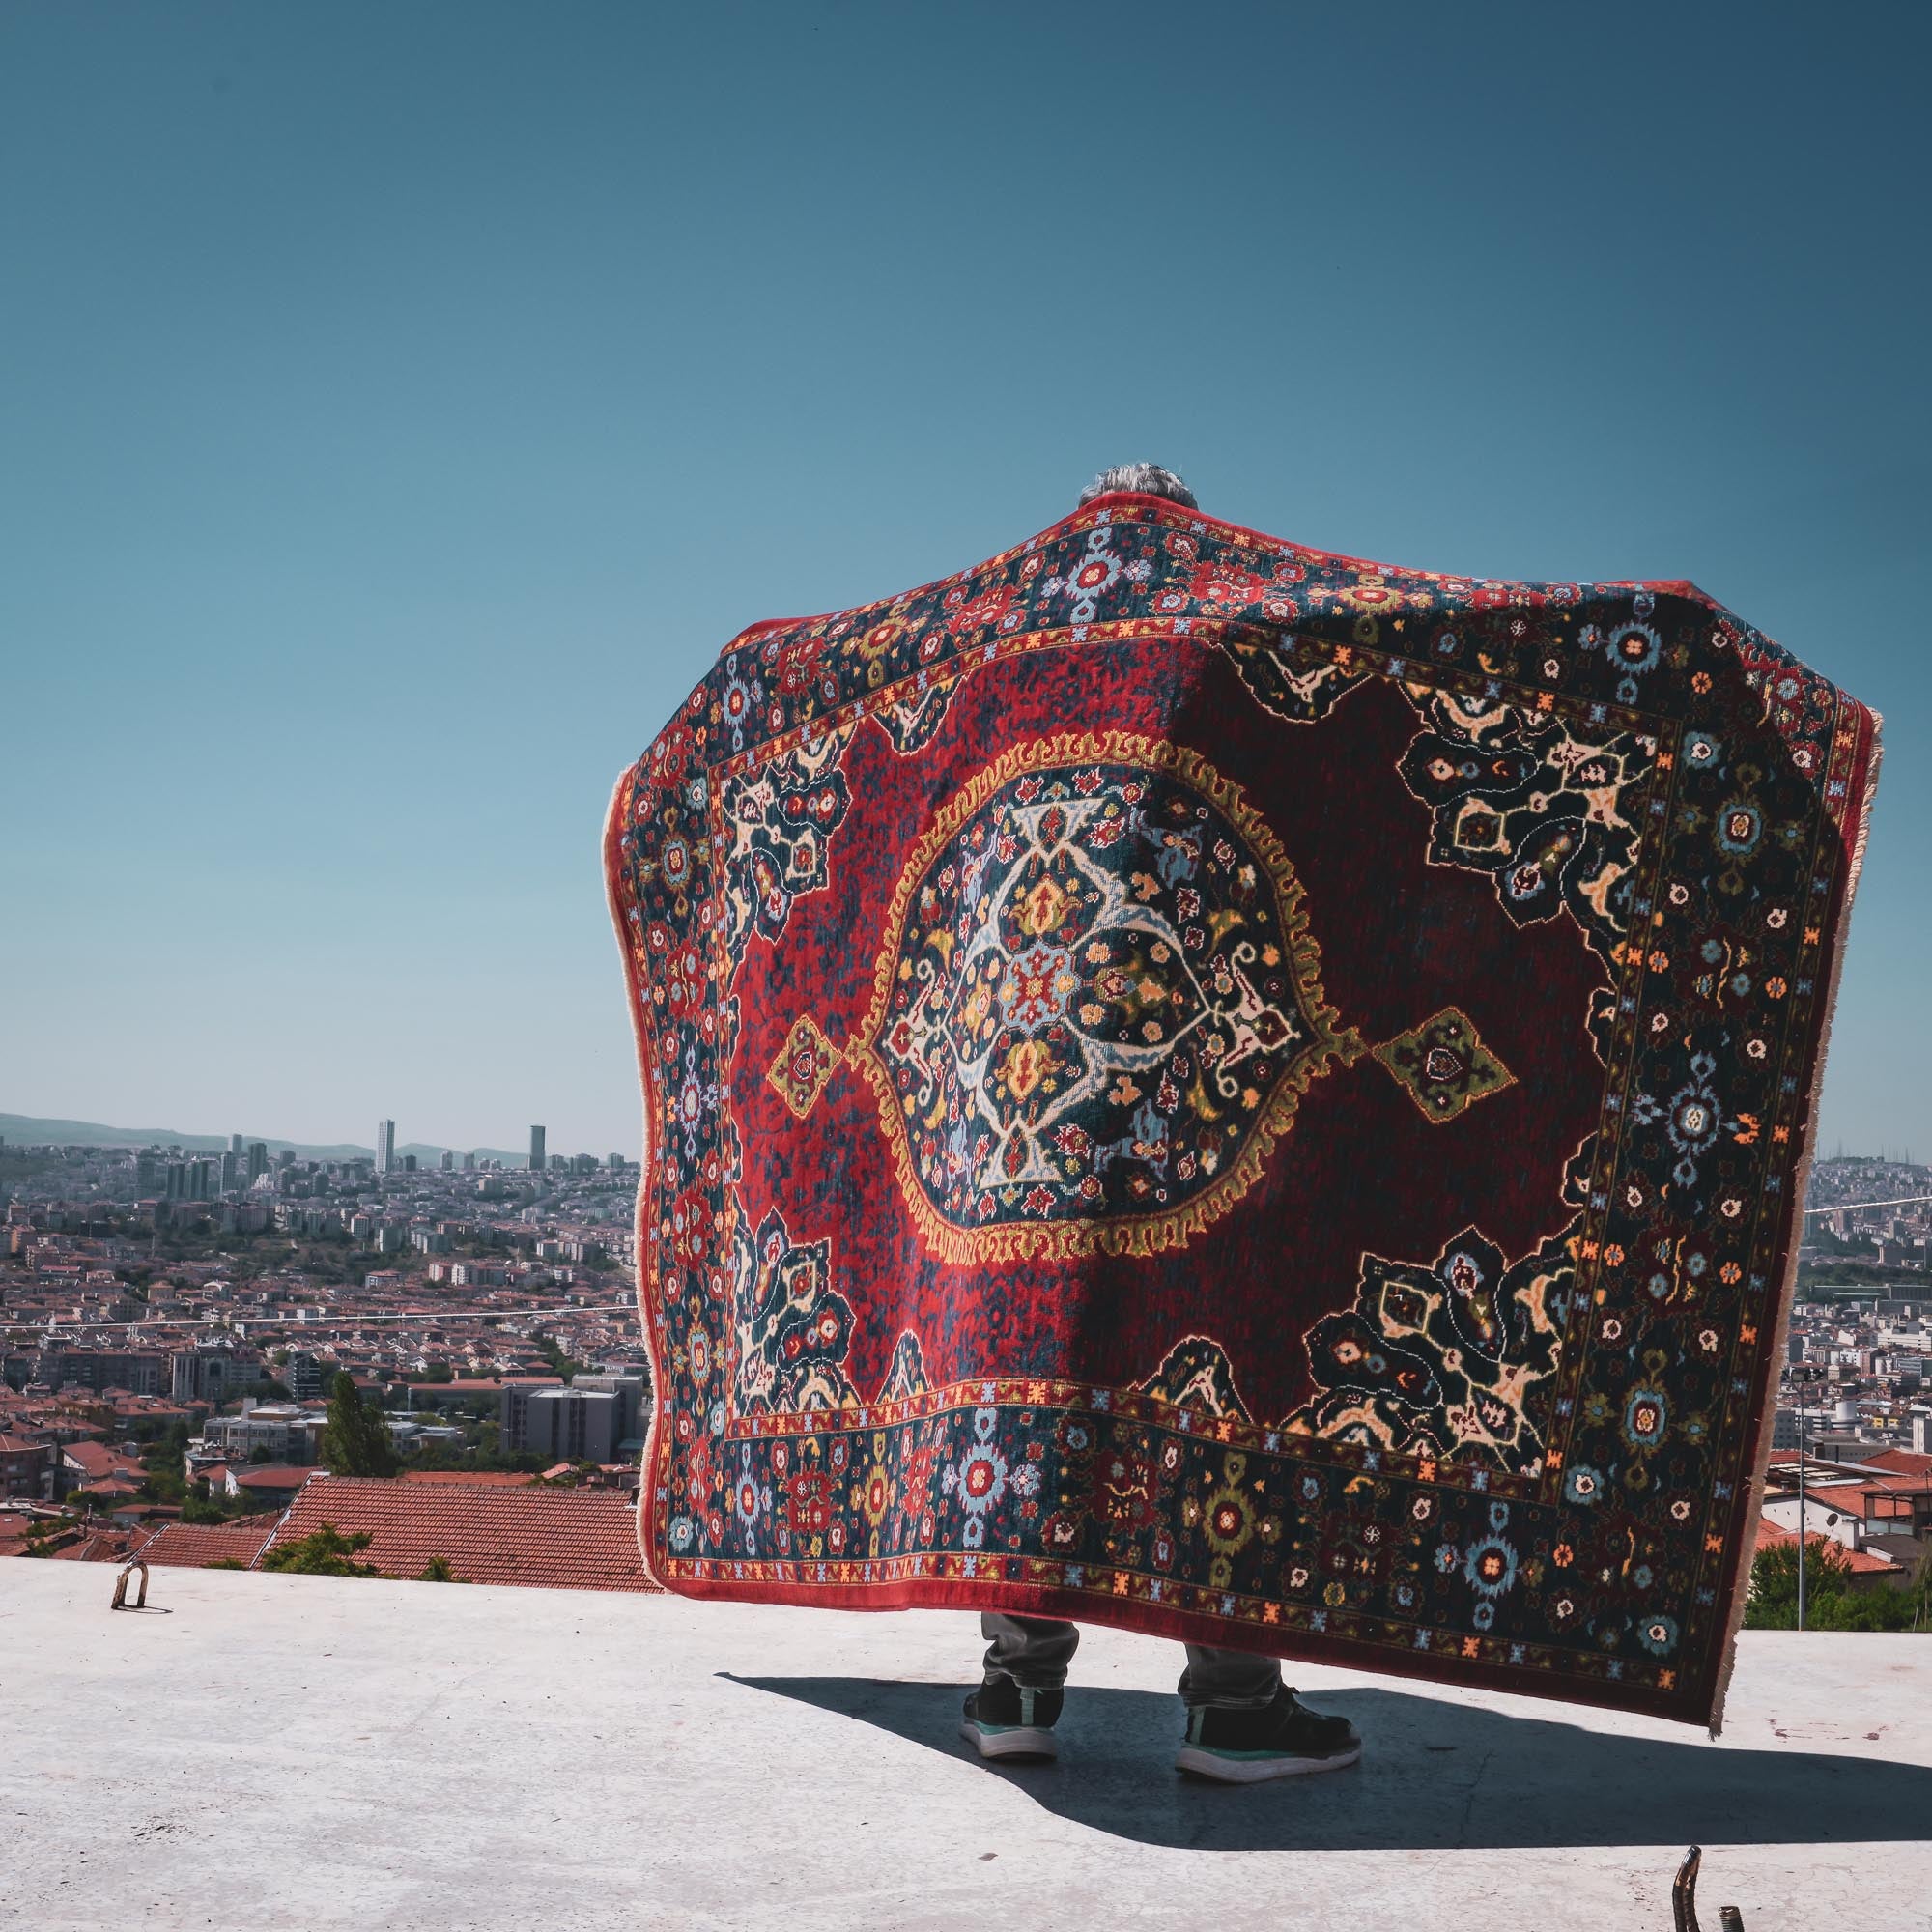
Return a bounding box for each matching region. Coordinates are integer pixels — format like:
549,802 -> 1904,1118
264,1475 -> 655,1591
5,1561 -> 1930,1931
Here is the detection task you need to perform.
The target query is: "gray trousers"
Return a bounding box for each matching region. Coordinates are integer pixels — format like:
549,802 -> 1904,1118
982,1613 -> 1282,1710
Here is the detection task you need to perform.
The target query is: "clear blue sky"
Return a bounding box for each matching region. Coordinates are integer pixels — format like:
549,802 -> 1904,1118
2,2 -> 1925,1160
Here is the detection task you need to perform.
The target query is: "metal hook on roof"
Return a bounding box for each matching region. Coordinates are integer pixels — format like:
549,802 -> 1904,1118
110,1557 -> 150,1611
1672,1847 -> 1747,1931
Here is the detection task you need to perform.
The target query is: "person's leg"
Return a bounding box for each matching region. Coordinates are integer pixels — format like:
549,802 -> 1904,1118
1173,1644 -> 1360,1784
961,1614 -> 1077,1760
1178,1644 -> 1281,1710
982,1612 -> 1080,1689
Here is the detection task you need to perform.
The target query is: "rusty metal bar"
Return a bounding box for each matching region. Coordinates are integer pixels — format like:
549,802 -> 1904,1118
110,1558 -> 149,1611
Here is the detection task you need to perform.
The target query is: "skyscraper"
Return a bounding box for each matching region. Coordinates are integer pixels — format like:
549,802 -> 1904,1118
528,1124 -> 546,1173
440,1149 -> 454,1172
247,1141 -> 269,1180
229,1132 -> 245,1155
377,1120 -> 396,1175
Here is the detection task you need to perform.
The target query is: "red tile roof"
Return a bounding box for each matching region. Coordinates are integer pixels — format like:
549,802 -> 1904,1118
266,1476 -> 658,1591
1861,1447 -> 1932,1478
405,1377 -> 561,1395
399,1470 -> 536,1487
48,1526 -> 147,1564
139,1520 -> 281,1569
232,1465 -> 316,1492
1798,1482 -> 1880,1516
62,1440 -> 144,1482
1756,1519 -> 1898,1574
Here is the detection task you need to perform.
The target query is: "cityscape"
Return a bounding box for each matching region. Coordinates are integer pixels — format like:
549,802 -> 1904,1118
7,2 -> 1926,1919
3,1120 -> 1928,1615
0,1116 -> 653,1581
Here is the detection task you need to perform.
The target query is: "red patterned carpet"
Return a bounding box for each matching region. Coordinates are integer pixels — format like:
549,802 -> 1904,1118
607,491 -> 1879,1727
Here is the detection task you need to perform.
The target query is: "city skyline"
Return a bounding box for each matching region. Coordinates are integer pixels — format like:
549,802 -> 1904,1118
0,1109 -> 622,1168
3,4 -> 1925,1156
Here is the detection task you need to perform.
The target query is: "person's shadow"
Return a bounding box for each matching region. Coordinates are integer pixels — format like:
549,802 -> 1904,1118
723,1673 -> 1931,1852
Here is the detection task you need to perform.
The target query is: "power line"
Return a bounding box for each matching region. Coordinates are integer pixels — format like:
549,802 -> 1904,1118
269,1305 -> 632,1322
38,1301 -> 632,1339
1803,1194 -> 1932,1217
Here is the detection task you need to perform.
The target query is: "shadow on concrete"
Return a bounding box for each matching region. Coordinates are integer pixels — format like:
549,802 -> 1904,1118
724,1674 -> 1932,1851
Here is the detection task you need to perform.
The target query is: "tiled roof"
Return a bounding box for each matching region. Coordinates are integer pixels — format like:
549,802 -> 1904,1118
405,1377 -> 561,1394
232,1465 -> 316,1491
62,1440 -> 143,1481
399,1470 -> 536,1486
1800,1482 -> 1880,1515
139,1520 -> 281,1569
1756,1520 -> 1898,1574
48,1527 -> 147,1564
266,1476 -> 658,1591
1861,1447 -> 1932,1477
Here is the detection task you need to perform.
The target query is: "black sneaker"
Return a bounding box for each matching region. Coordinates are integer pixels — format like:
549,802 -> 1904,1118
1176,1687 -> 1361,1783
959,1676 -> 1063,1760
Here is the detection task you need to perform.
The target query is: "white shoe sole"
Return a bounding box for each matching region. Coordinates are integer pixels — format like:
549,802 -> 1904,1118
960,1720 -> 1059,1761
1175,1742 -> 1361,1783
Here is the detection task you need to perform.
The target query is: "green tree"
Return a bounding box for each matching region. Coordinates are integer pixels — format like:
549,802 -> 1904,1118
1746,1538 -> 1932,1632
535,1335 -> 590,1382
1745,1538 -> 1850,1627
316,1372 -> 400,1478
258,1524 -> 381,1576
139,1430 -> 190,1507
416,1554 -> 465,1583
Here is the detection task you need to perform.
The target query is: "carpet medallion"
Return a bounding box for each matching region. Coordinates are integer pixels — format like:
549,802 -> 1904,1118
607,494 -> 1879,1727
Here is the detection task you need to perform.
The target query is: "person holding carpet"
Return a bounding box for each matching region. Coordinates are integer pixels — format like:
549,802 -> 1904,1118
959,466 -> 1362,1783
607,448 -> 1877,1783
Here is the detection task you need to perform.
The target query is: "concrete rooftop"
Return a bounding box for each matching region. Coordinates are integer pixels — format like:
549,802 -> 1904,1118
4,1561 -> 1930,1931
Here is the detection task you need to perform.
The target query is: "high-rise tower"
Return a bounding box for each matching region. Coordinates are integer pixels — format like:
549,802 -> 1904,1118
528,1124 -> 546,1173
377,1119 -> 397,1175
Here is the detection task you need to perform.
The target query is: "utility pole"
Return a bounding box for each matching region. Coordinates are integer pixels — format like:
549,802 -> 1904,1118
1796,1391 -> 1807,1632
1791,1361 -> 1824,1632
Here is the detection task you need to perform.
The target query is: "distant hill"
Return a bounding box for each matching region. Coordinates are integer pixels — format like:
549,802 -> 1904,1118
1805,1152 -> 1930,1206
0,1112 -> 526,1165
